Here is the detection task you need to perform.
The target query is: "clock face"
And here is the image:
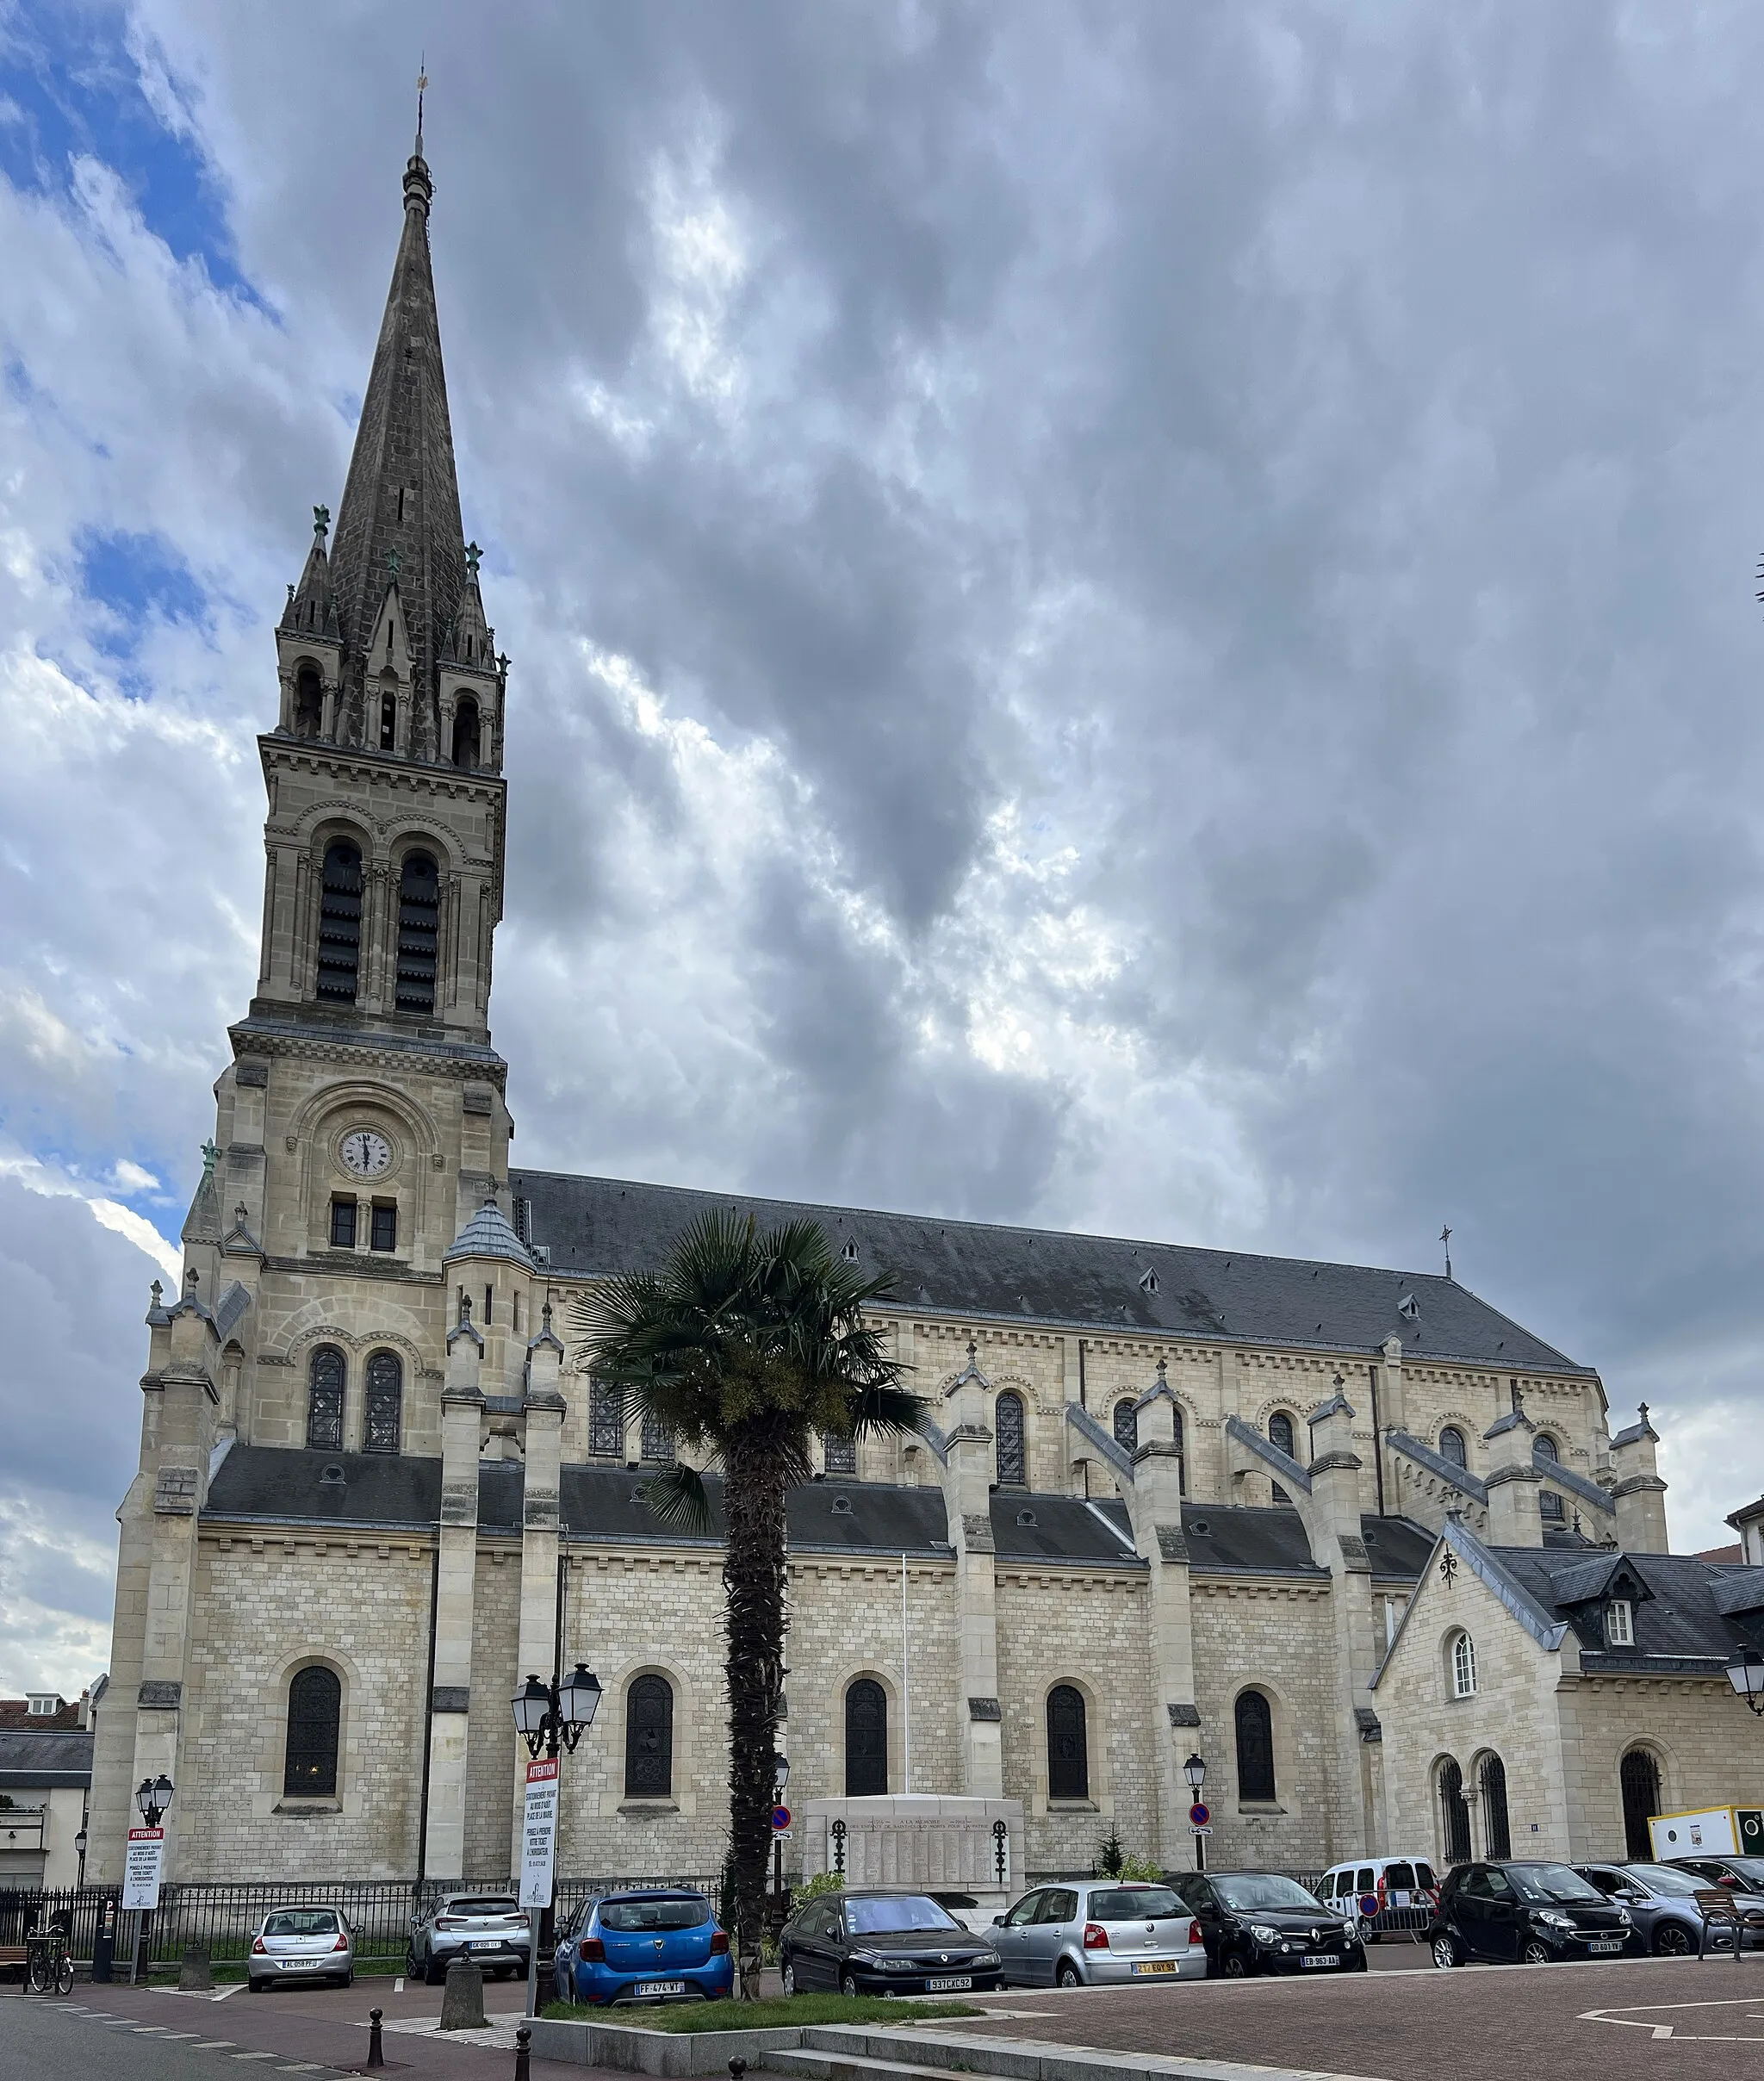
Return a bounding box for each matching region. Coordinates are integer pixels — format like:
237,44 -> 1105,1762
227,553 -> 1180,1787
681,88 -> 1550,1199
339,1128 -> 393,1178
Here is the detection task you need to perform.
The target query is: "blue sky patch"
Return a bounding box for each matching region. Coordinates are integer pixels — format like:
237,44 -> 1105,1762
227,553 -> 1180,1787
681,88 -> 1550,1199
0,3 -> 258,304
76,526 -> 208,655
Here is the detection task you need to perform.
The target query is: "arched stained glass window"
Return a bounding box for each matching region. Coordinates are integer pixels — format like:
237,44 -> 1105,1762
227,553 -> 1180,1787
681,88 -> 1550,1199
316,841 -> 363,1004
624,1674 -> 674,1798
1268,1411 -> 1296,1504
1234,1688 -> 1276,1802
588,1380 -> 624,1457
306,1345 -> 345,1452
641,1411 -> 676,1465
1536,1432 -> 1565,1520
1438,1756 -> 1471,1864
284,1665 -> 341,1797
363,1350 -> 401,1454
1478,1751 -> 1512,1860
394,851 -> 439,1016
995,1391 -> 1027,1488
845,1679 -> 888,1797
1113,1399 -> 1138,1454
822,1429 -> 856,1476
1047,1685 -> 1089,1801
1439,1426 -> 1468,1469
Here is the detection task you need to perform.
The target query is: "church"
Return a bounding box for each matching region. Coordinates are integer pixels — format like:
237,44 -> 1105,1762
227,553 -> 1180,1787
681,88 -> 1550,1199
88,126 -> 1764,1898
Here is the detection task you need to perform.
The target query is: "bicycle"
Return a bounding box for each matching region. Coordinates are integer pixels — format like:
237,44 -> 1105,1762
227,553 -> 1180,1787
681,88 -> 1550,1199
25,1924 -> 75,1996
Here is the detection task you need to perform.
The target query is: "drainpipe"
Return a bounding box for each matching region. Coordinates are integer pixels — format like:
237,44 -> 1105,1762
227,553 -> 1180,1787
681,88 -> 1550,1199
1368,1363 -> 1386,1518
1078,1339 -> 1089,1499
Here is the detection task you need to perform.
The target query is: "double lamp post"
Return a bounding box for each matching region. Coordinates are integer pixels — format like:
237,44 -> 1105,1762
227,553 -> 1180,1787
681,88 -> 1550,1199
512,1660 -> 601,2008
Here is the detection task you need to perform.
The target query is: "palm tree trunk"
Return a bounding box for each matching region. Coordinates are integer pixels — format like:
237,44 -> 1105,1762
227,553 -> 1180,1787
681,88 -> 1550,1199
722,1426 -> 789,1998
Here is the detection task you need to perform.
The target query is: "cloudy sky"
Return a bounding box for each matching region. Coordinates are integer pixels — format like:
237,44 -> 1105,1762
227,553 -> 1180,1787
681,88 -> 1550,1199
5,0 -> 1764,1693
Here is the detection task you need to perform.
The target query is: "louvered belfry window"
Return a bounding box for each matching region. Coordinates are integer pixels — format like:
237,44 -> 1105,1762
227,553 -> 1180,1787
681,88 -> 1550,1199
316,841 -> 363,1003
307,1345 -> 345,1451
624,1674 -> 674,1798
395,851 -> 440,1015
995,1390 -> 1027,1487
283,1666 -> 341,1797
1047,1684 -> 1089,1800
363,1350 -> 401,1454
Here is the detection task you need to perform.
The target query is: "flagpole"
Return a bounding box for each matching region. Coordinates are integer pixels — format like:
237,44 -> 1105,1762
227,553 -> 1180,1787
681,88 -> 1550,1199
901,1551 -> 911,1794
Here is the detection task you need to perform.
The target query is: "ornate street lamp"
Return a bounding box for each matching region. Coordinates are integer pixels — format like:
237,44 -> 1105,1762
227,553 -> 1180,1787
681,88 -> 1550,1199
1727,1642 -> 1764,1717
771,1755 -> 791,1930
773,1755 -> 790,1794
135,1775 -> 174,1829
509,1661 -> 601,2010
1183,1753 -> 1208,1873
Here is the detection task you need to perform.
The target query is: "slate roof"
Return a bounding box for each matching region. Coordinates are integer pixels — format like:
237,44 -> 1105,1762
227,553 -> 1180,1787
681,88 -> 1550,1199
1489,1547 -> 1763,1673
199,1448 -> 1434,1581
444,1200 -> 535,1270
511,1169 -> 1590,1374
0,1729 -> 92,1789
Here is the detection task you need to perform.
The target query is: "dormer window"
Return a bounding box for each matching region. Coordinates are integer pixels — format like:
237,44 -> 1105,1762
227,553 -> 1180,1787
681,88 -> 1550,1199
1139,1267 -> 1158,1295
1606,1599 -> 1633,1648
26,1693 -> 59,1718
841,1238 -> 860,1263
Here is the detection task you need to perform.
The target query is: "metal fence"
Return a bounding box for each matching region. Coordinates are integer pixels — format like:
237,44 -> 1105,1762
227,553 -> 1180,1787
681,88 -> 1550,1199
0,1877 -> 720,1979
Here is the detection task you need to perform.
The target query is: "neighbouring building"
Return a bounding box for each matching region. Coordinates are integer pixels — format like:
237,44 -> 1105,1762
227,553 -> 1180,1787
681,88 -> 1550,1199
0,1689 -> 99,1888
86,121 -> 1764,1895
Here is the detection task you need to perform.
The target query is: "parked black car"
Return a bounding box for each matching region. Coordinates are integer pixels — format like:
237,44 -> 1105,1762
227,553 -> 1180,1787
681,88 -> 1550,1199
1168,1870 -> 1365,1978
779,1890 -> 1003,1998
1429,1861 -> 1638,1966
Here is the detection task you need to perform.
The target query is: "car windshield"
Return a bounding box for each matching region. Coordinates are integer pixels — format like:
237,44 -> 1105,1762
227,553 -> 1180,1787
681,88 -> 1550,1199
264,1910 -> 339,1937
846,1896 -> 961,1935
1212,1875 -> 1323,1912
1090,1887 -> 1183,1922
448,1898 -> 520,1918
599,1898 -> 711,1932
1624,1866 -> 1705,1897
1510,1866 -> 1603,1904
1724,1860 -> 1764,1887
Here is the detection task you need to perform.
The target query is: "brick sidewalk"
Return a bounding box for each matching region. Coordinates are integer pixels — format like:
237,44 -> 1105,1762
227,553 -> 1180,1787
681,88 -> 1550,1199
946,1951 -> 1764,2081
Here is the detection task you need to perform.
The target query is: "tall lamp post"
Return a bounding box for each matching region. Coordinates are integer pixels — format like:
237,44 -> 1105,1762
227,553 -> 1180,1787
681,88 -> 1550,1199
132,1774 -> 174,1984
511,1661 -> 601,2009
1183,1753 -> 1208,1873
1727,1643 -> 1764,1717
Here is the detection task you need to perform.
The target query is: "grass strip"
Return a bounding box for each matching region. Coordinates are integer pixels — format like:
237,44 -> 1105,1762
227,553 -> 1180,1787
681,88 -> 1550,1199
540,1992 -> 982,2032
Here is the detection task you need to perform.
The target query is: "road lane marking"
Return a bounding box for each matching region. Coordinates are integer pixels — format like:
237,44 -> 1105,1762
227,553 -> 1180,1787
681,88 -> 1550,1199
194,2041 -> 239,2048
233,2053 -> 277,2062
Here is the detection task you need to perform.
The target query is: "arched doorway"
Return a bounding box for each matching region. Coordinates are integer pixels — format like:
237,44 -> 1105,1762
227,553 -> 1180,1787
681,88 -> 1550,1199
1620,1749 -> 1661,1861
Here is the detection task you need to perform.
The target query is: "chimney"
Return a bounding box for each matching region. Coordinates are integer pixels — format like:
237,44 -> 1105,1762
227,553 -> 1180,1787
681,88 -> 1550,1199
1610,1405 -> 1669,1554
1481,1407 -> 1544,1547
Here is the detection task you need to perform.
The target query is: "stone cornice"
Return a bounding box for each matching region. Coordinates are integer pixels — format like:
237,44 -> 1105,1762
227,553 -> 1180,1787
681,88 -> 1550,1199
231,1022 -> 506,1080
258,733 -> 508,805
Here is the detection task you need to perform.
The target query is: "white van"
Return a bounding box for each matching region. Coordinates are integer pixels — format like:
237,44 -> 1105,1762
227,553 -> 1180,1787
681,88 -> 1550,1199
1318,1856 -> 1439,1939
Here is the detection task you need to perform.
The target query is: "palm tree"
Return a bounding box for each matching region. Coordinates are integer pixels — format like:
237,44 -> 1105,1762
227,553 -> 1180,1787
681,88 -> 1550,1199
573,1211 -> 924,1996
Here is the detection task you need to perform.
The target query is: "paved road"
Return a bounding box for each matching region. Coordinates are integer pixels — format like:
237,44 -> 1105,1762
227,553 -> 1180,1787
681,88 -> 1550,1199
0,1979 -> 627,2081
953,1949 -> 1764,2080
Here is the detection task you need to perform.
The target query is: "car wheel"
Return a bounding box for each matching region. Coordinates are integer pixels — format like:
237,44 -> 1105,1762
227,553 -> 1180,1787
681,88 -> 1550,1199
249,1978 -> 267,1994
1431,1933 -> 1461,1969
1056,1960 -> 1083,1988
780,1960 -> 798,1997
1654,1923 -> 1693,1957
1221,1950 -> 1250,1979
840,1969 -> 860,1999
1521,1940 -> 1553,1966
425,1956 -> 444,1986
404,1947 -> 417,1979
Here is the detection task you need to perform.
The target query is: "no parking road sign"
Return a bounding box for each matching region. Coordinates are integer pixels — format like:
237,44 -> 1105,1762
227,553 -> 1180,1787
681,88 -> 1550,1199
772,1805 -> 792,1832
1189,1802 -> 1210,1827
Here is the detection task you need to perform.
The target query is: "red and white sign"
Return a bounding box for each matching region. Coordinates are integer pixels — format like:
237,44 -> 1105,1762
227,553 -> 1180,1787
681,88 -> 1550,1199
519,1757 -> 558,1910
122,1828 -> 164,1910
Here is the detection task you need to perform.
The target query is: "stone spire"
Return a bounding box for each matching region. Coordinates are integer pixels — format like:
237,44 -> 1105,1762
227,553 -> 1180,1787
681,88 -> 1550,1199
326,122 -> 469,761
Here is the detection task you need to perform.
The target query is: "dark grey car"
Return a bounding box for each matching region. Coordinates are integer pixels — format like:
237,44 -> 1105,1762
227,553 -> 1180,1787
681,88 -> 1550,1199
1576,1862 -> 1758,1955
407,1892 -> 531,1982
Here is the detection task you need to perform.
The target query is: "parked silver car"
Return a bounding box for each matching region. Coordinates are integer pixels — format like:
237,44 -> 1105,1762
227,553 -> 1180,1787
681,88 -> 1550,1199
1577,1862 -> 1764,1954
407,1892 -> 532,1983
991,1879 -> 1207,1987
248,1906 -> 355,1991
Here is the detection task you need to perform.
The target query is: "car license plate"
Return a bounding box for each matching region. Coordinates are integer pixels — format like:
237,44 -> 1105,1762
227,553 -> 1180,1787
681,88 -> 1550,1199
924,1975 -> 972,1992
1132,1960 -> 1177,1976
471,1939 -> 502,1950
636,1979 -> 685,1996
1588,1939 -> 1622,1954
1301,1954 -> 1337,1969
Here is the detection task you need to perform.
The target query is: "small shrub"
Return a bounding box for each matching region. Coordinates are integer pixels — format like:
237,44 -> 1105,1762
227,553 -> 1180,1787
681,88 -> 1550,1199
793,1870 -> 845,1905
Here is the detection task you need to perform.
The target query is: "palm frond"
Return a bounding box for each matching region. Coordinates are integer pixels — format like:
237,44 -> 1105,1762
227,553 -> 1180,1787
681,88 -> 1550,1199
851,1382 -> 932,1438
636,1460 -> 716,1536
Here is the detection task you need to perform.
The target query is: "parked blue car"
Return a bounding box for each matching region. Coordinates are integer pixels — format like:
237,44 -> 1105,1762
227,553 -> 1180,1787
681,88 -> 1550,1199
554,1889 -> 733,2006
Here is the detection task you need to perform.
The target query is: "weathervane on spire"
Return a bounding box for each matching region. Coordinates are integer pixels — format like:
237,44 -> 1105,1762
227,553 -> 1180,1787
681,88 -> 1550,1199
415,59 -> 428,158
1440,1224 -> 1452,1280
465,539 -> 481,576
312,503 -> 330,542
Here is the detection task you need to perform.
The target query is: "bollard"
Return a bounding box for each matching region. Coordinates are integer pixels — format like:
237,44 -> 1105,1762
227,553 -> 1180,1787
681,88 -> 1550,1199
730,2062 -> 748,2080
440,1954 -> 488,2030
366,2007 -> 384,2069
178,1944 -> 214,1993
514,2023 -> 531,2081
